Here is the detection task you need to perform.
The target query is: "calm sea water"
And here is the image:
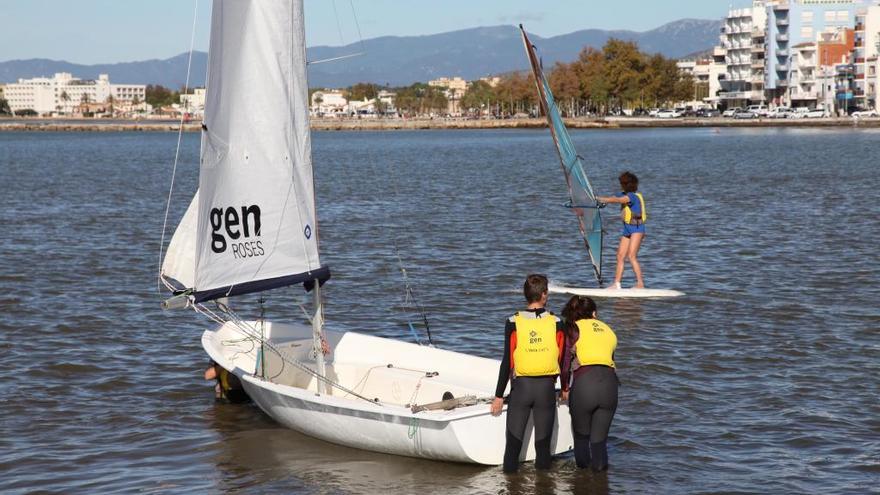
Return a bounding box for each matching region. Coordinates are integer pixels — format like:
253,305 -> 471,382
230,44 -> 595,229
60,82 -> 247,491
1,128 -> 878,494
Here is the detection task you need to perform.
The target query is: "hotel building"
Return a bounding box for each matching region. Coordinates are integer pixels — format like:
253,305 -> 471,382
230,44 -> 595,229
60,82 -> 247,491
4,73 -> 145,115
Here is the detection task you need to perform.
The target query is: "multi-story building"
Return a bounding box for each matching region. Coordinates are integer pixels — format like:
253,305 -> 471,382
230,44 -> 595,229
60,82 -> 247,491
720,4 -> 767,108
3,73 -> 145,115
428,77 -> 467,115
310,89 -> 348,117
716,0 -> 879,108
179,88 -> 206,116
765,1 -> 861,105
856,5 -> 880,108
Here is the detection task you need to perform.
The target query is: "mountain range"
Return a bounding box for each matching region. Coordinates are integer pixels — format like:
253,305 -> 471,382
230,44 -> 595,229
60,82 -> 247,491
0,19 -> 721,89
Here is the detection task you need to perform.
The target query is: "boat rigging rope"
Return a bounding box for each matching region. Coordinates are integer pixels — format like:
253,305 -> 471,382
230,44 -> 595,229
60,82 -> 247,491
157,0 -> 200,293
192,302 -> 384,406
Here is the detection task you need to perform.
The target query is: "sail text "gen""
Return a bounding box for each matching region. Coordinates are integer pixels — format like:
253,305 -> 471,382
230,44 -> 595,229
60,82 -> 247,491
210,205 -> 265,259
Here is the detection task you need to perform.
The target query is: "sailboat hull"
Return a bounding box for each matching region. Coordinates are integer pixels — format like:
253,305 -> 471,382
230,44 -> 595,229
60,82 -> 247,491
202,321 -> 573,465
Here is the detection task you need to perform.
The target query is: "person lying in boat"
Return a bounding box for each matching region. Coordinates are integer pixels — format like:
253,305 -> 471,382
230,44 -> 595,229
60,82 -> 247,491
597,171 -> 646,289
560,295 -> 618,472
204,361 -> 251,403
491,274 -> 566,473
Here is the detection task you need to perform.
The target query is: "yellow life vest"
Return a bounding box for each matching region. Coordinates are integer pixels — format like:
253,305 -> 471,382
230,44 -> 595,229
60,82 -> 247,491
513,312 -> 561,377
219,368 -> 232,393
622,192 -> 646,225
574,319 -> 617,368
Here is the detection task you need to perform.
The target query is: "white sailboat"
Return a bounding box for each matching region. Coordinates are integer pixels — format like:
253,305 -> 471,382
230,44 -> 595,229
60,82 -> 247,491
160,1 -> 573,465
519,26 -> 684,299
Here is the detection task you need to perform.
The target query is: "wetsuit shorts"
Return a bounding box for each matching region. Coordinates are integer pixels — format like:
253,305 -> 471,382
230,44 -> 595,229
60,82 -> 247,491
621,223 -> 646,238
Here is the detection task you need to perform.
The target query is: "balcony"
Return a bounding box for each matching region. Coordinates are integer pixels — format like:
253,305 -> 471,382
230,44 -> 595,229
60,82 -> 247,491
855,23 -> 864,32
777,49 -> 789,57
751,45 -> 764,53
777,33 -> 789,42
719,91 -> 750,100
777,18 -> 789,26
777,64 -> 790,72
774,4 -> 790,10
791,92 -> 818,100
752,61 -> 765,69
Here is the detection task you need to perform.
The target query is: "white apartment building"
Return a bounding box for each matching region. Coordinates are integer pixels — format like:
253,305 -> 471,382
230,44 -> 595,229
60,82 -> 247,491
428,77 -> 467,92
3,73 -> 145,115
717,0 -> 880,109
719,3 -> 769,107
310,89 -> 348,117
179,88 -> 206,115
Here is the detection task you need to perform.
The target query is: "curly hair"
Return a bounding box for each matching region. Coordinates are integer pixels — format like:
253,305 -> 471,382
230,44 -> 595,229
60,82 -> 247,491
619,171 -> 639,193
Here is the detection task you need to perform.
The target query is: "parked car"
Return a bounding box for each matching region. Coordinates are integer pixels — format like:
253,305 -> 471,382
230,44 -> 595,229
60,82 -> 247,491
851,109 -> 879,118
746,105 -> 769,117
722,107 -> 742,118
648,108 -> 661,117
804,107 -> 830,118
789,107 -> 810,119
767,107 -> 793,119
734,109 -> 758,119
656,109 -> 683,119
696,108 -> 721,117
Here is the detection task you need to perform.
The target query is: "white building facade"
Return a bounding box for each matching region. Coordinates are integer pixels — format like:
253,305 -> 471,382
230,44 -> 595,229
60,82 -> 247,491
4,73 -> 145,115
716,0 -> 880,109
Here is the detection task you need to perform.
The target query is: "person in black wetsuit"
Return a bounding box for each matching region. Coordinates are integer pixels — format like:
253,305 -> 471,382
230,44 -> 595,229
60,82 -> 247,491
560,296 -> 618,472
490,274 -> 566,473
205,361 -> 251,403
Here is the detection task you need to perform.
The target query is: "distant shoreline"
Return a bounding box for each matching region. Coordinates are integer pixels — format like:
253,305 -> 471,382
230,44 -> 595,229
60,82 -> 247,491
1,116 -> 878,131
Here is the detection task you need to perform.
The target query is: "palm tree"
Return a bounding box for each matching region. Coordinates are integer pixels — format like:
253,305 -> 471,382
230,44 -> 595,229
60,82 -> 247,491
60,91 -> 70,114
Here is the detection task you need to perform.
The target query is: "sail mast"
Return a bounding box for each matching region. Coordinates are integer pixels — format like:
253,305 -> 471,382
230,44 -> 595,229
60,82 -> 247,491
519,25 -> 604,285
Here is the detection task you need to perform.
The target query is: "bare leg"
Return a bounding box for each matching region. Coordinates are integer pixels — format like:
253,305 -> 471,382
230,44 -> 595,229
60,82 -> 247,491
627,233 -> 645,288
612,236 -> 630,288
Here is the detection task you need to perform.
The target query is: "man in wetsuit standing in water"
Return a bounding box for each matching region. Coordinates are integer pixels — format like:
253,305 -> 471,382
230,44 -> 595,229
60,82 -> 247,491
490,274 -> 566,473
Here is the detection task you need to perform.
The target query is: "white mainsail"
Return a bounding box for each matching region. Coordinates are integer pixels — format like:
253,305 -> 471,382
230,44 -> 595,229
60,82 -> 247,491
160,190 -> 199,291
192,0 -> 329,303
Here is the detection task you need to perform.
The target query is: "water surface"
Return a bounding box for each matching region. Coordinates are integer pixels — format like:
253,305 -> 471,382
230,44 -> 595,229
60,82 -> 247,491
1,128 -> 878,494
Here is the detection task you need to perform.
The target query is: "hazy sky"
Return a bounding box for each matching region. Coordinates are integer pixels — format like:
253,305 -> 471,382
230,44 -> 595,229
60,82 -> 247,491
0,0 -> 753,64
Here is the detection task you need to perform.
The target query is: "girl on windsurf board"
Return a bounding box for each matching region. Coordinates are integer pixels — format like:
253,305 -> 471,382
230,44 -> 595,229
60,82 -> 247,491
597,171 -> 646,289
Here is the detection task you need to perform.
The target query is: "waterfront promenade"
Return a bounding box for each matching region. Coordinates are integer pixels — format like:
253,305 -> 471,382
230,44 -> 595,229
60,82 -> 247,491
1,116 -> 878,131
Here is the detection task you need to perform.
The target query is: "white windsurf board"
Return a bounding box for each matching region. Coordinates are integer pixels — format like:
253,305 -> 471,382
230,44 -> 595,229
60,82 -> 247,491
549,284 -> 684,299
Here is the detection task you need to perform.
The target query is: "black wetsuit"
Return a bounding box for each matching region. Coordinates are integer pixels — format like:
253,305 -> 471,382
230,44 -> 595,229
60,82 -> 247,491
561,328 -> 618,471
494,308 -> 565,473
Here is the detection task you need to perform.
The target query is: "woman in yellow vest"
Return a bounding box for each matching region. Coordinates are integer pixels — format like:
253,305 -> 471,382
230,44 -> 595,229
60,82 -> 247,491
560,295 -> 618,472
597,171 -> 646,289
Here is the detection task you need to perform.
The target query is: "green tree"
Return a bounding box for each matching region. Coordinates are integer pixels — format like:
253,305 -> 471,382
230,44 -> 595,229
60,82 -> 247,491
575,47 -> 609,114
347,82 -> 379,101
460,80 -> 496,114
393,83 -> 448,116
145,84 -> 178,107
60,90 -> 71,114
0,98 -> 11,115
601,39 -> 644,112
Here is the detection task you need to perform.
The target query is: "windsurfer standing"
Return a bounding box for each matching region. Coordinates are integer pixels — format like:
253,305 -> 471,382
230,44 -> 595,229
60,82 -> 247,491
597,171 -> 646,289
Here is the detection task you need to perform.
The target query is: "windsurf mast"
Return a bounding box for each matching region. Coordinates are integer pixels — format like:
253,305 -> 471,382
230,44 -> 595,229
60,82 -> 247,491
519,25 -> 604,286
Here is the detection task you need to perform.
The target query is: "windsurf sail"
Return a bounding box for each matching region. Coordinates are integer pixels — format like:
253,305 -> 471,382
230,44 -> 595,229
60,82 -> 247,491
520,25 -> 603,285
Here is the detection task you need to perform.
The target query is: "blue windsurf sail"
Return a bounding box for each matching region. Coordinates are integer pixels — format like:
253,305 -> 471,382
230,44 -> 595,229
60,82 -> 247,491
520,25 -> 603,285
